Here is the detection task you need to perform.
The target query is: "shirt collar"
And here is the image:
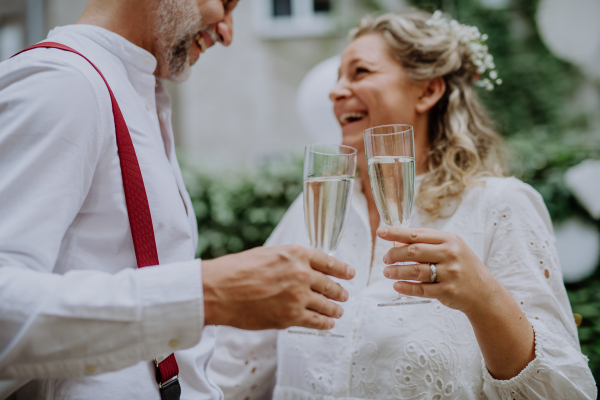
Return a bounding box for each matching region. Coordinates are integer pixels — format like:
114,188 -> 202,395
47,24 -> 158,75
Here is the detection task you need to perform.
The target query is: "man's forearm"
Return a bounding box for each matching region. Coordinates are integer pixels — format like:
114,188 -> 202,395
0,261 -> 203,379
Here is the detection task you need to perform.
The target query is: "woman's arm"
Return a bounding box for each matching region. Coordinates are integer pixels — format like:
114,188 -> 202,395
461,273 -> 535,380
379,178 -> 596,399
377,225 -> 535,379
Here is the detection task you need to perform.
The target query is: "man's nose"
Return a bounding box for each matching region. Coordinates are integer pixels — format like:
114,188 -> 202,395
216,14 -> 233,46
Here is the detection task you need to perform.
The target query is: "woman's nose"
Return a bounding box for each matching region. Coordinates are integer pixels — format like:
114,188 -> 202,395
329,79 -> 351,102
216,14 -> 233,46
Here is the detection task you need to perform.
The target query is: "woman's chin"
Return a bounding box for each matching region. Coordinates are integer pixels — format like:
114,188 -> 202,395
341,121 -> 368,147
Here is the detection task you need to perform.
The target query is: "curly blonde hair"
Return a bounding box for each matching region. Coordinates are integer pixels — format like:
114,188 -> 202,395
351,10 -> 507,219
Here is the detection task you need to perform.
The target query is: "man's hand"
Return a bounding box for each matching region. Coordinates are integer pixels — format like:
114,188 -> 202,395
202,245 -> 355,330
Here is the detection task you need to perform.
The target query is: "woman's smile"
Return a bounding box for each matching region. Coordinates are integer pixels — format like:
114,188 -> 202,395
331,34 -> 421,144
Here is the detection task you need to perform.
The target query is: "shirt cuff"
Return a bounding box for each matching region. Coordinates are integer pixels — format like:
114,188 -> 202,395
481,320 -> 542,390
137,259 -> 204,361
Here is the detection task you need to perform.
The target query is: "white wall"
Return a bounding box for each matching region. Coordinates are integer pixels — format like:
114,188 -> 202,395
177,0 -> 346,168
44,0 -> 348,168
46,0 -> 87,29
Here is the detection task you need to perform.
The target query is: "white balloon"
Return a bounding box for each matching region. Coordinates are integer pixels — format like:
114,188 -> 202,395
565,160 -> 600,219
554,218 -> 600,282
536,0 -> 600,69
296,55 -> 342,145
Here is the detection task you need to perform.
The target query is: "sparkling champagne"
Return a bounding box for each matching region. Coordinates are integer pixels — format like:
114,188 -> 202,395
303,176 -> 354,255
368,156 -> 415,227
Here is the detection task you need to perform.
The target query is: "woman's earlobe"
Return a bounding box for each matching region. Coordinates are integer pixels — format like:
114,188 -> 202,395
416,77 -> 446,114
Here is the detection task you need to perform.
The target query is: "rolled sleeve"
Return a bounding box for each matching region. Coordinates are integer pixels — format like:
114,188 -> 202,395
140,259 -> 205,362
0,260 -> 205,379
482,319 -> 596,400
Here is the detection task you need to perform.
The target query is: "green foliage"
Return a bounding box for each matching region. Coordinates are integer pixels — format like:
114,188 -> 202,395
507,129 -> 600,222
408,0 -> 582,138
568,268 -> 600,384
182,157 -> 304,259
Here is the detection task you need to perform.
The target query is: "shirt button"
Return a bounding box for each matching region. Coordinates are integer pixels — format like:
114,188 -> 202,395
146,103 -> 152,111
85,364 -> 97,374
143,57 -> 151,65
169,339 -> 180,349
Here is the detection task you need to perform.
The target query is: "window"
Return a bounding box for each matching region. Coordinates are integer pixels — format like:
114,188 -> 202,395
273,0 -> 292,16
0,0 -> 45,61
313,0 -> 331,13
253,0 -> 336,39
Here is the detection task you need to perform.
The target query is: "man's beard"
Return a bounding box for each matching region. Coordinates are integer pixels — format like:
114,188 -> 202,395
154,0 -> 202,82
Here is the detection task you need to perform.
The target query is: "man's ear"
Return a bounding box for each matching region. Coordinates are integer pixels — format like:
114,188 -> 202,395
415,77 -> 446,114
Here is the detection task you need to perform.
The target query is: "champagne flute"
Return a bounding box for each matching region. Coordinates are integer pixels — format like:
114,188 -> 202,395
288,144 -> 357,338
364,125 -> 431,307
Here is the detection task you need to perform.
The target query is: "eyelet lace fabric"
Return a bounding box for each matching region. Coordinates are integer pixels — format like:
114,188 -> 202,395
208,177 -> 597,400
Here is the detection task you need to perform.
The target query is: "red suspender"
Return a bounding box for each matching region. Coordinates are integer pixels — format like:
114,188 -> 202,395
13,43 -> 181,400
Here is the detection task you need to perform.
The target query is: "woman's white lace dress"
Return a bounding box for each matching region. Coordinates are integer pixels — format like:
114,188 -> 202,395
208,176 -> 597,400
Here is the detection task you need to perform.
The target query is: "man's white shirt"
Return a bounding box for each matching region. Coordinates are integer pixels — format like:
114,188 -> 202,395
0,25 -> 222,399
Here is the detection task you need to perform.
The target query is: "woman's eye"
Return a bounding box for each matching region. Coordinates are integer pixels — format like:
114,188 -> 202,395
356,67 -> 369,75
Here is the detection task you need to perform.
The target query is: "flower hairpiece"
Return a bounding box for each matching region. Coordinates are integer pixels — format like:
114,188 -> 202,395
426,10 -> 502,91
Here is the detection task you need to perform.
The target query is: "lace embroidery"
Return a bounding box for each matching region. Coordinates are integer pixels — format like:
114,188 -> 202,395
391,340 -> 464,399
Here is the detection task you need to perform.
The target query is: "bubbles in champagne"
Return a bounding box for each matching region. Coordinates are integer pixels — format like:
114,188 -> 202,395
303,177 -> 354,255
367,156 -> 415,227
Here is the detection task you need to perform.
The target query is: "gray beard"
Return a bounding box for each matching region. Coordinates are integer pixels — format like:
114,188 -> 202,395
154,0 -> 202,82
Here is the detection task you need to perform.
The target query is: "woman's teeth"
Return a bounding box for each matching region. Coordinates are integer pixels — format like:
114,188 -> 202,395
194,33 -> 208,53
339,112 -> 367,125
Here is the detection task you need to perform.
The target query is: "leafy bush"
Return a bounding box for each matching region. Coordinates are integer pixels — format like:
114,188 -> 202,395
181,156 -> 304,259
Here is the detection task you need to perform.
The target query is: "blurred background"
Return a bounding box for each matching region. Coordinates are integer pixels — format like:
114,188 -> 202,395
1,0 -> 599,385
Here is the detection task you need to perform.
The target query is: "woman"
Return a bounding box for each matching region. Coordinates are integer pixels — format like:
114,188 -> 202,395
208,10 -> 597,399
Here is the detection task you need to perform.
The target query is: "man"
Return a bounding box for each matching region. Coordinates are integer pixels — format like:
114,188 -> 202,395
0,0 -> 355,398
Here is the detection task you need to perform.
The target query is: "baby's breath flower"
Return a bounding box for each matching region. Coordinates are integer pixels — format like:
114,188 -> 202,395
427,11 -> 501,91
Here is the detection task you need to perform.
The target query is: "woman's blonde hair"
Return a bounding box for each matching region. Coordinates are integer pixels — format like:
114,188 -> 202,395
351,10 -> 507,219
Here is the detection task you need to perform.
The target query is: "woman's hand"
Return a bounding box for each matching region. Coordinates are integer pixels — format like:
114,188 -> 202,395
378,226 -> 501,316
379,226 -> 536,380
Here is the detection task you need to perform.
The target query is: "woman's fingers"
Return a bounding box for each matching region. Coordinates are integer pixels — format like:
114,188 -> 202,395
383,263 -> 434,282
377,227 -> 447,244
384,242 -> 445,264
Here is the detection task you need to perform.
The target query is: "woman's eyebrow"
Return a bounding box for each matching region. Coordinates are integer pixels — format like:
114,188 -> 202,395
347,57 -> 375,68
